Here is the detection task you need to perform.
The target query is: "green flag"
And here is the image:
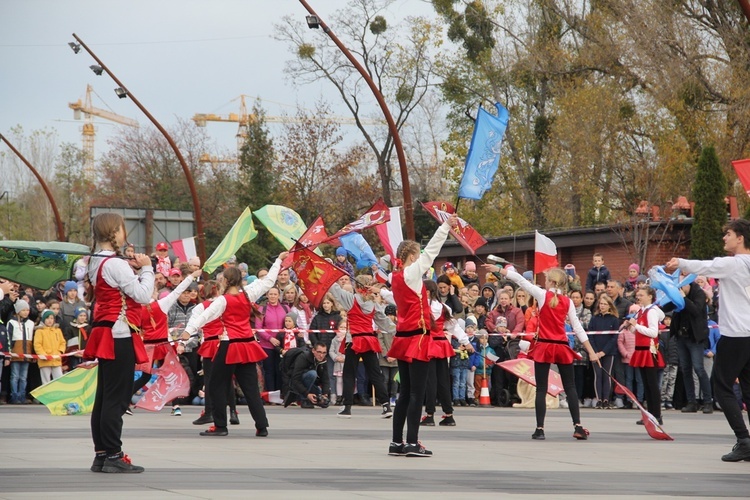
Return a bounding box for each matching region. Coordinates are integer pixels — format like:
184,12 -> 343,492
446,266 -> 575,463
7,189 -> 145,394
203,207 -> 258,273
253,205 -> 308,251
0,241 -> 90,289
31,365 -> 98,416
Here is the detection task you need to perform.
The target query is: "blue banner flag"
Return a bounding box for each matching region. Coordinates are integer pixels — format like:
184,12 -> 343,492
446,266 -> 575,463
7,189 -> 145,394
339,233 -> 378,270
458,103 -> 509,200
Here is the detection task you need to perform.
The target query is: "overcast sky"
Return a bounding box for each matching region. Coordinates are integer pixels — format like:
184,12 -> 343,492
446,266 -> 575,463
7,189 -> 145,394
1,0 -> 436,165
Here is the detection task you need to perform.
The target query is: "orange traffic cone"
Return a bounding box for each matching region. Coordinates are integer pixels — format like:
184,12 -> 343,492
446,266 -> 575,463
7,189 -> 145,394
479,377 -> 492,407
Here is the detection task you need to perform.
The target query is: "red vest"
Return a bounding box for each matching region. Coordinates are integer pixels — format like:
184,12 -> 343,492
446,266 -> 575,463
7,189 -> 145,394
349,298 -> 375,334
537,291 -> 569,341
391,271 -> 429,333
141,302 -> 167,341
430,306 -> 447,339
223,293 -> 254,340
630,306 -> 665,368
197,299 -> 225,359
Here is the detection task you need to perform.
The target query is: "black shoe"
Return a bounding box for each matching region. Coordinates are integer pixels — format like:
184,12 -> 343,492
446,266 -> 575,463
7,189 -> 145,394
420,415 -> 435,426
595,401 -> 603,409
337,405 -> 352,418
681,402 -> 699,413
301,399 -> 314,409
532,428 -> 545,440
439,415 -> 456,426
101,453 -> 145,473
573,425 -> 589,440
637,417 -> 663,425
229,409 -> 240,424
404,442 -> 432,457
381,403 -> 393,419
255,428 -> 268,437
90,453 -> 106,472
200,426 -> 228,436
388,442 -> 406,456
193,412 -> 213,425
721,438 -> 750,462
703,402 -> 714,414
467,398 -> 477,407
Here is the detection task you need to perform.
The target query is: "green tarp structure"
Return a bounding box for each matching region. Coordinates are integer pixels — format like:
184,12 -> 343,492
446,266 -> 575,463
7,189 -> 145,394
0,240 -> 90,290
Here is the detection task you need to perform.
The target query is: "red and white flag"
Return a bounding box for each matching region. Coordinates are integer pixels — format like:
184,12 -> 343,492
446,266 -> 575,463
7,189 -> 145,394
731,159 -> 750,196
375,206 -> 404,261
328,198 -> 390,240
282,215 -> 333,269
170,237 -> 197,263
420,201 -> 487,255
134,347 -> 190,412
261,390 -> 284,405
611,376 -> 673,440
534,231 -> 558,274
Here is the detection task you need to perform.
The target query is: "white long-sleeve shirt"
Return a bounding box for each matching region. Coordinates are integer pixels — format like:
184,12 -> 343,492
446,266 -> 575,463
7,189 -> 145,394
430,300 -> 470,345
678,255 -> 750,337
403,222 -> 451,294
633,306 -> 665,339
505,270 -> 588,343
156,275 -> 195,314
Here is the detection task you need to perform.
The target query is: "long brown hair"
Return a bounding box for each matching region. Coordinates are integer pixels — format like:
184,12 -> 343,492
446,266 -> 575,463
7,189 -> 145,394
91,213 -> 125,255
424,279 -> 451,330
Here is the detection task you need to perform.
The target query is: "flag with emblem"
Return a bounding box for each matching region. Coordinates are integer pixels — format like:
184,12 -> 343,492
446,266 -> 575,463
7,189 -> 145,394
420,201 -> 487,255
328,198 -> 390,241
282,215 -> 331,269
31,364 -> 98,416
135,347 -> 190,412
291,246 -> 346,308
203,207 -> 257,273
253,205 -> 308,251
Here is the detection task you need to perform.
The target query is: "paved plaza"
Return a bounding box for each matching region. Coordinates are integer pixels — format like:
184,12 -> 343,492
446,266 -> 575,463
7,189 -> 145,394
1,403 -> 749,498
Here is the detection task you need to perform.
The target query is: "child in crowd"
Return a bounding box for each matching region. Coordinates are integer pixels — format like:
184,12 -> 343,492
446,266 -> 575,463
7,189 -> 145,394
379,305 -> 399,406
464,318 -> 478,406
585,253 -> 611,293
472,331 -> 496,397
65,307 -> 89,371
442,262 -> 465,289
276,311 -> 305,356
660,313 -> 678,409
450,331 -> 473,407
8,300 -> 35,404
34,309 -> 66,384
624,263 -> 640,294
334,247 -> 355,279
330,319 -> 347,405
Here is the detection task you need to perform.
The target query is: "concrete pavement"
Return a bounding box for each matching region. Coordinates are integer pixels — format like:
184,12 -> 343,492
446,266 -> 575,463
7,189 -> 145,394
1,403 -> 748,498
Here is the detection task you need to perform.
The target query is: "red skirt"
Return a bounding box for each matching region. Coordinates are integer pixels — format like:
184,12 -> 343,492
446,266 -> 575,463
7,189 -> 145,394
388,331 -> 432,363
222,339 -> 268,365
428,336 -> 454,359
84,326 -> 148,365
630,348 -> 665,368
528,340 -> 576,365
349,334 -> 381,354
198,339 -> 220,359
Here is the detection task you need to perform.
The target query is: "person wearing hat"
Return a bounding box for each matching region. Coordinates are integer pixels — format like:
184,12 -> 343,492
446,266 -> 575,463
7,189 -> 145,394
334,247 -> 355,280
460,261 -> 479,286
624,263 -> 640,295
153,242 -> 172,277
34,309 -> 66,384
60,280 -> 86,334
8,299 -> 35,404
442,262 -> 465,289
65,306 -> 90,371
472,297 -> 489,331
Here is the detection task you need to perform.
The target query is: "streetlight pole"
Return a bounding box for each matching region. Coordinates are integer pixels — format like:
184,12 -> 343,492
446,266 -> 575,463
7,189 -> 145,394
70,34 -> 207,262
0,134 -> 66,241
297,1 -> 416,240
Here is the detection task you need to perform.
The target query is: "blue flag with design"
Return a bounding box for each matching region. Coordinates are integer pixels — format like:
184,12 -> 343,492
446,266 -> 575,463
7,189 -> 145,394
339,233 -> 378,269
458,103 -> 509,200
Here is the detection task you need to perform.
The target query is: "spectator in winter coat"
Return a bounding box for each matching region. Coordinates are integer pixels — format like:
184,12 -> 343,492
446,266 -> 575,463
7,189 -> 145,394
588,294 -> 620,407
442,262 -> 465,289
660,313 -> 679,409
485,290 -> 525,358
436,275 -> 463,315
33,310 -> 66,384
308,293 -> 342,350
334,247 -> 355,280
585,253 -> 611,292
460,261 -> 479,286
59,281 -> 86,333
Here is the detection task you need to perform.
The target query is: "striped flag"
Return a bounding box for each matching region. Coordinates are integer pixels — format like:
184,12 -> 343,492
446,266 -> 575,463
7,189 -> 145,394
534,231 -> 558,274
261,390 -> 284,405
31,364 -> 98,416
375,206 -> 403,261
203,207 -> 258,273
170,236 -> 197,263
253,205 -> 307,251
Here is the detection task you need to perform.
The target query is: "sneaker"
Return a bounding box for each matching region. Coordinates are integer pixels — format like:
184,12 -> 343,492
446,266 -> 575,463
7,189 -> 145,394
171,407 -> 182,416
90,453 -> 106,472
573,425 -> 589,440
467,398 -> 477,407
389,397 -> 397,406
255,428 -> 268,437
124,407 -> 133,416
439,415 -> 456,426
388,441 -> 406,456
665,401 -> 674,410
702,402 -> 714,414
193,411 -> 214,425
559,399 -> 569,409
681,402 -> 699,413
101,453 -> 145,473
381,403 -> 393,419
337,405 -> 352,418
531,428 -> 545,440
420,415 -> 435,426
229,409 -> 240,424
602,400 -> 611,409
200,425 -> 228,436
583,398 -> 592,408
721,438 -> 750,462
595,401 -> 603,409
404,442 -> 432,457
614,398 -> 624,409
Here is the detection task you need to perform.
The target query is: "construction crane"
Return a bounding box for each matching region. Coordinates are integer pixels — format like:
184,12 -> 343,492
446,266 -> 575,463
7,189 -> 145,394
193,95 -> 384,153
69,85 -> 139,178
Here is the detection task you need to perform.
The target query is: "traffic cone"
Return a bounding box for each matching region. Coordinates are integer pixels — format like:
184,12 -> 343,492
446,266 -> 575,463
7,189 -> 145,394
479,377 -> 492,407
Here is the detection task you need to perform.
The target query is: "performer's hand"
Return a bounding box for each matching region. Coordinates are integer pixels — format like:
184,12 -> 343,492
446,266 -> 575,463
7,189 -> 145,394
180,331 -> 190,341
447,214 -> 459,229
481,263 -> 501,274
134,253 -> 151,268
278,251 -> 290,261
3,359 -> 9,366
176,343 -> 185,355
191,269 -> 203,279
628,318 -> 637,327
386,356 -> 396,363
664,257 -> 680,273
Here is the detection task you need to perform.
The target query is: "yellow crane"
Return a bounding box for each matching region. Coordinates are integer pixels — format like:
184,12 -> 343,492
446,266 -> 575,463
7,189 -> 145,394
193,95 -> 383,157
69,85 -> 139,178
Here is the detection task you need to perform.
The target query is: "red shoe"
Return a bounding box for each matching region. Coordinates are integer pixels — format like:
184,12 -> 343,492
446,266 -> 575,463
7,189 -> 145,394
200,425 -> 228,436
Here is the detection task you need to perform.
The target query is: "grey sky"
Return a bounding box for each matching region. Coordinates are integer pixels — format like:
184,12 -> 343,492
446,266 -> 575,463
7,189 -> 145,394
1,0 -> 436,164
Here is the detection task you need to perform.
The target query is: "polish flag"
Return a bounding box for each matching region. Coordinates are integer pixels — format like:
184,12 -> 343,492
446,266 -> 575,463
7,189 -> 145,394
731,159 -> 750,196
534,231 -> 558,274
170,237 -> 197,263
375,206 -> 404,261
261,390 -> 284,405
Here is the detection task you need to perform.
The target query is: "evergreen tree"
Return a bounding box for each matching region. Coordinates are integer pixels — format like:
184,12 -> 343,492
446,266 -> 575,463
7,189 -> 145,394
690,146 -> 726,259
236,103 -> 283,270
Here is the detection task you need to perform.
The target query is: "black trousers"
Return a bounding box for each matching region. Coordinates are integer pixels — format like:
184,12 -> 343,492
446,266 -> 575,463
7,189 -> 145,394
640,366 -> 661,419
392,359 -> 429,444
424,358 -> 453,415
202,356 -> 236,415
209,343 -> 267,430
91,337 -> 135,455
713,336 -> 750,439
534,362 -> 580,429
342,347 -> 388,406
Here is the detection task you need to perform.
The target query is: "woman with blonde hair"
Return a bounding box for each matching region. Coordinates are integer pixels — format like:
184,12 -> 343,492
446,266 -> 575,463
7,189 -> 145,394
483,265 -> 600,441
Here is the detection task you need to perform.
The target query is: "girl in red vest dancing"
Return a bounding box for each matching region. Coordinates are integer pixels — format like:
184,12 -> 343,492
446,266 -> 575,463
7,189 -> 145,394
183,280 -> 238,426
387,215 -> 458,457
484,265 -> 600,441
421,279 -> 474,427
184,253 -> 287,437
627,286 -> 665,426
85,213 -> 154,473
328,275 -> 394,419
